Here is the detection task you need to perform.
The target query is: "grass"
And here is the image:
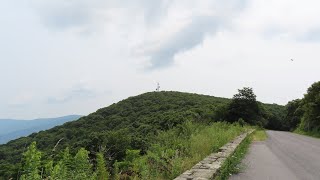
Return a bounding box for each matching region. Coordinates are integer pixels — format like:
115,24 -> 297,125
184,123 -> 246,172
215,134 -> 251,180
130,122 -> 249,179
171,123 -> 250,179
251,130 -> 267,141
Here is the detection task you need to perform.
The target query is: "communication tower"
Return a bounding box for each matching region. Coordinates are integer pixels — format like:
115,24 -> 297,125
156,82 -> 160,92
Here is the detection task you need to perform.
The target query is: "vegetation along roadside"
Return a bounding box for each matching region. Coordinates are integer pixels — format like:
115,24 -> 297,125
215,129 -> 269,180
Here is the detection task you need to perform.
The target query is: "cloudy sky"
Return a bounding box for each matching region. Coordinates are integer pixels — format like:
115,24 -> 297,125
1,0 -> 320,119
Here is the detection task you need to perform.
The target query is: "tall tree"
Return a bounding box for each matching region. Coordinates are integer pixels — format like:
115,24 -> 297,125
225,87 -> 265,125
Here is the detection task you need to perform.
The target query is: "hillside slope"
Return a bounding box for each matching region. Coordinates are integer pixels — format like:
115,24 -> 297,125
0,115 -> 82,144
0,91 -> 285,179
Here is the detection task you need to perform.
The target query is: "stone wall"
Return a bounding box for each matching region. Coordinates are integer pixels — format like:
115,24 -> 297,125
174,130 -> 253,180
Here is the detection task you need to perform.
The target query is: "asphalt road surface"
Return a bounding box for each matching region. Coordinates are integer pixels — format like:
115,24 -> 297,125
230,131 -> 320,180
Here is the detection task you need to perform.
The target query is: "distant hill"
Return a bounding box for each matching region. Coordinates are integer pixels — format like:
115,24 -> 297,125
0,115 -> 82,144
0,91 -> 285,179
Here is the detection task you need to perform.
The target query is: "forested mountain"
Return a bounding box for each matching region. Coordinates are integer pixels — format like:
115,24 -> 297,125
0,115 -> 82,144
0,91 -> 285,179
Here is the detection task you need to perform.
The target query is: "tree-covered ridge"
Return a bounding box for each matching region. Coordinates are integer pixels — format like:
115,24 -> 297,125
0,91 -> 285,179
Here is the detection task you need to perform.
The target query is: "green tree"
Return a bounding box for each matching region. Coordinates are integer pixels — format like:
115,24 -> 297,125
51,162 -> 65,180
285,99 -> 304,131
300,82 -> 320,131
44,160 -> 53,179
114,150 -> 141,179
73,148 -> 94,180
96,152 -> 109,180
20,142 -> 42,180
51,147 -> 71,180
225,87 -> 265,125
61,147 -> 73,172
103,129 -> 132,162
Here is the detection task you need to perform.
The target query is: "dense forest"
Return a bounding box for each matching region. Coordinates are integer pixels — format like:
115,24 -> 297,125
0,90 -> 287,179
284,81 -> 320,136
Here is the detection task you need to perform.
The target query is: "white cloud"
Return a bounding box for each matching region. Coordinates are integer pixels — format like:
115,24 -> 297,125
233,0 -> 320,40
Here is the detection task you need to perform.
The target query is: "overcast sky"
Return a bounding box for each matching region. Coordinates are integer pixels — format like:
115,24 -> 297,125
1,0 -> 320,119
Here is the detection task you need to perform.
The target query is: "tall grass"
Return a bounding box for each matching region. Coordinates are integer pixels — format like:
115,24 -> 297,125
118,122 -> 248,179
184,123 -> 246,174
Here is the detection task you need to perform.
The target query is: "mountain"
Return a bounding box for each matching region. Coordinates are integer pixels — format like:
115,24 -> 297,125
0,115 -> 82,144
0,91 -> 285,179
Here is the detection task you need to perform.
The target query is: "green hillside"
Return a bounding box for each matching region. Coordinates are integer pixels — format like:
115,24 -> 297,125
0,91 -> 285,179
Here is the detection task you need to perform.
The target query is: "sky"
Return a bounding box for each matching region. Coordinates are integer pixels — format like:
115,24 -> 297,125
1,0 -> 320,119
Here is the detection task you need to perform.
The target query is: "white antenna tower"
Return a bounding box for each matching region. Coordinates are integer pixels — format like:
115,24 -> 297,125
156,82 -> 160,92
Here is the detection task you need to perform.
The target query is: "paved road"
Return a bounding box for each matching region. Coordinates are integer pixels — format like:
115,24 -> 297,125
230,131 -> 320,180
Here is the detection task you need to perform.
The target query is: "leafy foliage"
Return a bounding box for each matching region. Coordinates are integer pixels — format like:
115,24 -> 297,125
282,81 -> 320,134
116,122 -> 247,179
264,103 -> 288,131
300,82 -> 320,132
17,143 -> 101,180
224,87 -> 267,127
20,142 -> 41,180
284,99 -> 304,131
73,148 -> 94,180
220,87 -> 289,131
96,152 -> 109,180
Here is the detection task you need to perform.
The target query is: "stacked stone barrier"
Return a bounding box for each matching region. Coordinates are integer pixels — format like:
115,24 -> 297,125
174,130 -> 254,180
